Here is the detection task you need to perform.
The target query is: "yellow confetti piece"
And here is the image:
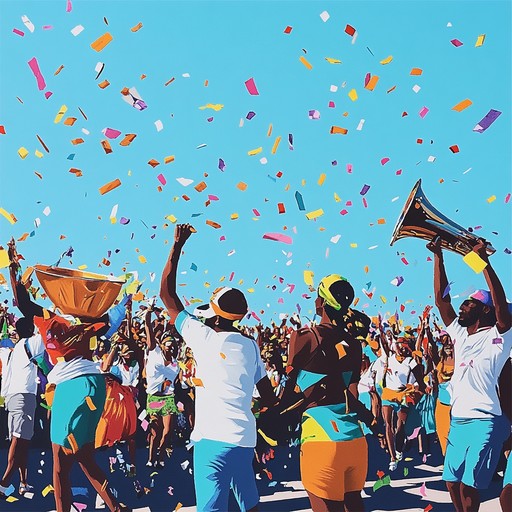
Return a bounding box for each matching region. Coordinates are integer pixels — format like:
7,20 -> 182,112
325,57 -> 342,64
89,336 -> 98,351
348,89 -> 358,101
303,270 -> 314,286
138,255 -> 147,264
0,250 -> 9,269
350,243 -> 358,248
0,207 -> 17,224
475,34 -> 486,47
35,149 -> 43,158
487,195 -> 496,203
164,155 -> 175,164
334,193 -> 341,202
199,103 -> 224,111
305,208 -> 324,220
267,123 -> 273,137
6,496 -> 19,503
230,213 -> 239,220
318,173 -> 326,186
248,147 -> 263,156
380,55 -> 393,65
90,32 -> 113,52
463,251 -> 488,273
220,352 -> 226,359
18,147 -> 29,159
110,217 -> 117,224
175,502 -> 183,511
42,484 -> 54,497
271,136 -> 282,154
299,55 -> 313,69
452,99 -> 473,112
166,214 -> 177,223
54,105 -> 68,123
247,288 -> 255,293
380,295 -> 387,304
257,428 -> 278,446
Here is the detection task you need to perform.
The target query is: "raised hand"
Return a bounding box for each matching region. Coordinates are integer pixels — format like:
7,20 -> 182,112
426,235 -> 442,255
174,223 -> 196,245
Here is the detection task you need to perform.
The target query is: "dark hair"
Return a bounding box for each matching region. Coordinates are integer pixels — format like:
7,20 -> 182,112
15,317 -> 34,338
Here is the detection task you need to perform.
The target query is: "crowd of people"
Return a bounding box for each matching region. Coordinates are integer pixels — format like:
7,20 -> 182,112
0,229 -> 510,512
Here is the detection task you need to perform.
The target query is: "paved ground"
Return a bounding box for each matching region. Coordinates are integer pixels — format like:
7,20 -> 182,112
0,435 -> 506,511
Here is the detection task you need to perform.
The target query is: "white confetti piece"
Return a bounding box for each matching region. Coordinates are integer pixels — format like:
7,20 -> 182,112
320,11 -> 330,22
71,25 -> 84,36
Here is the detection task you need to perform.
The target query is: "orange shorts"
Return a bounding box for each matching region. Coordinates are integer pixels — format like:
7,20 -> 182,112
300,437 -> 368,501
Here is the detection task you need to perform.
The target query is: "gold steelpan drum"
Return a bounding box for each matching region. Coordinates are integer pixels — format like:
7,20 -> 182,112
390,179 -> 495,256
34,265 -> 125,317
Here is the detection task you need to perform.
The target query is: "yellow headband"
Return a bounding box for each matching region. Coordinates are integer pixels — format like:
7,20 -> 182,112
318,274 -> 347,310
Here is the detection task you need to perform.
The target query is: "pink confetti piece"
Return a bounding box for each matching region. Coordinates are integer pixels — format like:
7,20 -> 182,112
451,39 -> 463,47
347,163 -> 353,173
252,208 -> 260,216
362,197 -> 368,208
72,504 -> 87,512
28,57 -> 46,90
104,127 -> 121,139
328,101 -> 335,108
419,106 -> 429,118
505,193 -> 511,203
66,0 -> 73,12
42,25 -> 53,30
13,28 -> 25,36
381,157 -> 389,165
244,77 -> 259,95
396,169 -> 402,175
45,91 -> 53,99
346,200 -> 353,206
419,482 -> 427,497
251,311 -> 261,321
401,257 -> 409,265
263,232 -> 292,244
340,209 -> 349,215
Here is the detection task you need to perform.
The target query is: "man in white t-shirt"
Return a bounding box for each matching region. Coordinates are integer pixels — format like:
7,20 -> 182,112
0,317 -> 44,498
428,237 -> 512,512
160,224 -> 277,512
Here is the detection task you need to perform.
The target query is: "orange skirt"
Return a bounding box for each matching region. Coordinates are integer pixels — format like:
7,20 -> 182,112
435,400 -> 451,456
95,377 -> 137,448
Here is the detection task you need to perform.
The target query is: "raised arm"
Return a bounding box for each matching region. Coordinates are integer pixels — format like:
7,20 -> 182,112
427,237 -> 456,327
473,239 -> 512,334
144,309 -> 156,351
160,224 -> 195,321
7,238 -> 43,318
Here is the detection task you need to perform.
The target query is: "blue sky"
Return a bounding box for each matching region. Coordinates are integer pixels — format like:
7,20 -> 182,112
1,0 -> 510,326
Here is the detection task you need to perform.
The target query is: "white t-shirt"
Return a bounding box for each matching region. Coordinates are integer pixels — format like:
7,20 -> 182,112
379,353 -> 418,390
446,319 -> 512,419
47,357 -> 101,386
358,357 -> 386,394
176,311 -> 267,448
111,360 -> 140,387
145,345 -> 178,395
0,334 -> 45,397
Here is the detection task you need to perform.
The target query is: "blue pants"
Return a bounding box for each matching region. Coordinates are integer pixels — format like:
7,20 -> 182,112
193,439 -> 259,512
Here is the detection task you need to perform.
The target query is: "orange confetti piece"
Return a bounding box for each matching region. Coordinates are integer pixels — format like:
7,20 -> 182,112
17,233 -> 29,242
330,420 -> 339,433
206,220 -> 221,229
71,138 -> 84,145
365,75 -> 379,91
69,168 -> 83,177
54,64 -> 64,76
237,182 -> 248,191
131,22 -> 143,32
220,352 -> 226,359
99,178 -> 121,195
299,56 -> 313,70
191,378 -> 204,387
148,159 -> 160,167
410,67 -> 423,75
101,140 -> 112,154
85,396 -> 97,411
98,79 -> 110,89
90,32 -> 113,52
164,155 -> 175,164
164,77 -> 175,86
377,218 -> 386,224
195,181 -> 207,192
63,117 -> 77,126
330,126 -> 348,135
452,99 -> 473,112
119,134 -> 137,146
335,342 -> 347,359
